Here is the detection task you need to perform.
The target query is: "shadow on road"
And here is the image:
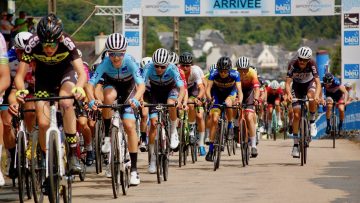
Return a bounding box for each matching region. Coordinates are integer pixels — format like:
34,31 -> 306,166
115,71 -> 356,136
310,160 -> 360,203
0,185 -> 18,202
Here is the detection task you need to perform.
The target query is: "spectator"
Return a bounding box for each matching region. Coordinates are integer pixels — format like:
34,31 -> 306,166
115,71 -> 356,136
0,12 -> 13,46
344,82 -> 358,103
14,11 -> 28,35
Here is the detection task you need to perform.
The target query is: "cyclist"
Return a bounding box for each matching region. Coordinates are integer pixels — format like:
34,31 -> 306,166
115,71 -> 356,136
235,56 -> 260,157
285,46 -> 321,158
322,73 -> 348,134
85,33 -> 145,185
205,56 -> 243,161
257,76 -> 267,133
142,48 -> 185,173
3,32 -> 35,179
139,56 -> 152,152
15,14 -> 87,174
178,52 -> 207,156
0,33 -> 11,186
266,80 -> 284,135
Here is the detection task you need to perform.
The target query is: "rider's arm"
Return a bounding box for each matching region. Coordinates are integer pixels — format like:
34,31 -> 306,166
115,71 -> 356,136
85,63 -> 106,101
72,58 -> 87,88
236,82 -> 243,103
314,77 -> 321,99
206,80 -> 213,100
14,61 -> 28,91
197,83 -> 205,99
285,77 -> 292,96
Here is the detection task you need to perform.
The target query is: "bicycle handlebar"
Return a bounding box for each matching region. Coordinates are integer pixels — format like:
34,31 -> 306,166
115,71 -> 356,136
97,104 -> 132,109
24,95 -> 75,102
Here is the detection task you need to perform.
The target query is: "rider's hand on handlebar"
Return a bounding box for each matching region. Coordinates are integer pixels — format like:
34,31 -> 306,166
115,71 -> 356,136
8,103 -> 19,116
15,89 -> 29,104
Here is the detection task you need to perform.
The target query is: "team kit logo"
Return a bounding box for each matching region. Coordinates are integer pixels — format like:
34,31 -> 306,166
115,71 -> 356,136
275,0 -> 291,14
185,0 -> 200,14
344,64 -> 359,79
344,31 -> 359,46
344,13 -> 359,29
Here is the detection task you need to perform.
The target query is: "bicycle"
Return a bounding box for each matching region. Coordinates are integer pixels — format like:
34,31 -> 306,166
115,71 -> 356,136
235,104 -> 251,167
328,101 -> 344,149
270,107 -> 279,141
13,106 -> 35,203
293,98 -> 312,166
97,103 -> 132,198
178,109 -> 189,167
90,110 -> 105,174
26,95 -> 77,203
143,103 -> 175,183
281,104 -> 289,140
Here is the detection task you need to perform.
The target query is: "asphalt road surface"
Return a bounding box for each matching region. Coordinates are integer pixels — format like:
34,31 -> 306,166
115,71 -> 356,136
1,138 -> 360,203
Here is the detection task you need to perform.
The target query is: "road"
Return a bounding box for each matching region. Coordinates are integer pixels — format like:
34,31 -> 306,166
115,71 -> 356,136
1,138 -> 360,203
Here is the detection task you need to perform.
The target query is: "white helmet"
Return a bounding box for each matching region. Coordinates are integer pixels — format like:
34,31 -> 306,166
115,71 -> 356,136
236,56 -> 250,69
105,33 -> 128,52
14,32 -> 32,49
297,46 -> 312,59
168,52 -> 179,64
152,48 -> 169,66
141,57 -> 152,68
280,81 -> 285,90
265,80 -> 271,86
270,80 -> 280,90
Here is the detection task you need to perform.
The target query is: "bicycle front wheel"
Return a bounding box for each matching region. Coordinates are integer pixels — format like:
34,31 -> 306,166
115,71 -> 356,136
120,132 -> 130,195
214,121 -> 225,171
239,119 -> 247,167
31,132 -> 45,203
48,131 -> 60,203
155,124 -> 162,184
163,129 -> 170,181
110,127 -> 120,198
332,114 -> 337,148
17,131 -> 28,203
300,118 -> 306,166
94,119 -> 104,174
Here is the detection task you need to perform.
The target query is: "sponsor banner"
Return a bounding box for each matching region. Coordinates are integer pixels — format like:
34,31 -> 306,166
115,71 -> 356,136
123,0 -> 142,63
342,0 -> 360,99
315,101 -> 360,139
142,0 -> 334,16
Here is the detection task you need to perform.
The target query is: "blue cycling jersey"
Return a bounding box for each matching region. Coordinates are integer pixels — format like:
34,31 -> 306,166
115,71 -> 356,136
209,69 -> 240,90
142,63 -> 184,89
7,47 -> 17,63
89,54 -> 144,86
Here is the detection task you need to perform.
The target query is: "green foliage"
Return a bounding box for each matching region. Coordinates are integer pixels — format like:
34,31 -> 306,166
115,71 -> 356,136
330,43 -> 341,76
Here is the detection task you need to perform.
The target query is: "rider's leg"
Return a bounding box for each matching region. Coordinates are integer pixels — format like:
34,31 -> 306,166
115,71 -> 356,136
338,103 -> 345,131
168,98 -> 179,149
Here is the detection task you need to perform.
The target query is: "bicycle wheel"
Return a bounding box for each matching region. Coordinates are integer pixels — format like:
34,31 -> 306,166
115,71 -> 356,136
94,118 -> 104,174
232,136 -> 236,155
283,111 -> 288,140
178,119 -> 184,167
63,141 -> 71,203
17,131 -> 27,203
48,131 -> 60,203
272,110 -> 277,141
110,126 -> 120,198
239,119 -> 246,167
332,114 -> 337,148
78,135 -> 86,182
226,132 -> 231,157
214,121 -> 224,171
190,144 -> 196,163
300,118 -> 306,166
120,131 -> 130,195
31,132 -> 45,203
163,129 -> 170,181
155,124 -> 162,184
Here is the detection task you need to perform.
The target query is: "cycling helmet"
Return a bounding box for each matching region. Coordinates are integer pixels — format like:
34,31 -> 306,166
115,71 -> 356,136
258,76 -> 265,86
168,52 -> 179,64
344,82 -> 351,88
279,81 -> 285,90
323,72 -> 334,84
179,52 -> 193,65
264,80 -> 271,87
14,32 -> 32,49
269,80 -> 280,90
297,46 -> 312,59
105,33 -> 127,52
37,13 -> 63,43
152,48 -> 169,66
217,56 -> 232,71
208,64 -> 217,73
77,49 -> 82,57
141,57 -> 152,68
236,56 -> 250,69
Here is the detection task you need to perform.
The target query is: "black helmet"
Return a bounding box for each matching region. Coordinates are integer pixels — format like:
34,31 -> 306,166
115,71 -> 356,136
323,72 -> 334,84
217,56 -> 232,71
37,13 -> 63,43
179,52 -> 193,65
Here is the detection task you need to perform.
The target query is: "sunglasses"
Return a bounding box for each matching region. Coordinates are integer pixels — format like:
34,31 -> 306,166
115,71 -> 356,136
155,65 -> 167,69
219,70 -> 229,74
42,42 -> 58,48
108,52 -> 125,57
298,57 -> 310,63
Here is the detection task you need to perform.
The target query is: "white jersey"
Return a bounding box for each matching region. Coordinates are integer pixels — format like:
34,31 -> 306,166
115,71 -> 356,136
0,33 -> 8,65
185,65 -> 204,88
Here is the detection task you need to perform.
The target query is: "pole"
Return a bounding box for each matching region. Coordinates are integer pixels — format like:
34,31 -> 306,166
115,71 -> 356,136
173,17 -> 180,54
142,16 -> 147,57
48,0 -> 56,14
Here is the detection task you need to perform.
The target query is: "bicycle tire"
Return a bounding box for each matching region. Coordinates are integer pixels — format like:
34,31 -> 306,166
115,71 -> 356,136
283,111 -> 288,140
332,113 -> 336,148
300,118 -> 306,166
178,119 -> 184,167
163,131 -> 170,181
120,131 -> 129,195
25,168 -> 32,200
48,131 -> 60,203
110,126 -> 120,198
31,133 -> 45,203
155,124 -> 162,184
226,134 -> 231,157
94,119 -> 103,174
239,119 -> 246,167
214,121 -> 224,171
272,109 -> 277,141
79,135 -> 86,182
17,131 -> 26,203
190,144 -> 196,163
232,137 -> 236,155
63,141 -> 72,203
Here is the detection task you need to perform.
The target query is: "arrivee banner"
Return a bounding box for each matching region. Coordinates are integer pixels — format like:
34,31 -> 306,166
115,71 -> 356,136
342,0 -> 360,99
141,0 -> 335,16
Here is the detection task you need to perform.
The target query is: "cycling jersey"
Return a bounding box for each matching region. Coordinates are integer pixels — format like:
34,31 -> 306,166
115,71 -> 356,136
177,67 -> 188,89
21,33 -> 80,94
323,77 -> 344,103
143,63 -> 184,90
209,69 -> 240,105
287,59 -> 319,83
239,68 -> 260,90
266,87 -> 283,108
0,33 -> 8,65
